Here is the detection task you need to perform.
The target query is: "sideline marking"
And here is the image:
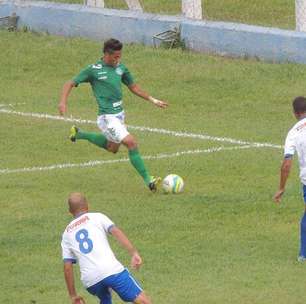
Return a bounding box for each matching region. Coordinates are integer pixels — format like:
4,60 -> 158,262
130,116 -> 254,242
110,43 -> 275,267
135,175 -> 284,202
0,145 -> 257,174
0,103 -> 26,108
0,109 -> 282,149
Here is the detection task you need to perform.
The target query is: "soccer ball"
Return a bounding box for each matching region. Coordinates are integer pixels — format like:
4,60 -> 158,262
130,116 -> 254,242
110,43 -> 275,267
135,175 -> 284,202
162,174 -> 184,194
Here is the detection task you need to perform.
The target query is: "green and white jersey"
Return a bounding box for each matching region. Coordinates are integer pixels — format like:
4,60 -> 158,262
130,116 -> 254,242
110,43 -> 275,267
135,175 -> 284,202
73,60 -> 134,115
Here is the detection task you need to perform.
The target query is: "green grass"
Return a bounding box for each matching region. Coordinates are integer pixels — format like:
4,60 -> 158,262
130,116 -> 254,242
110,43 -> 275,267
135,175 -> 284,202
43,0 -> 296,29
1,29 -> 306,303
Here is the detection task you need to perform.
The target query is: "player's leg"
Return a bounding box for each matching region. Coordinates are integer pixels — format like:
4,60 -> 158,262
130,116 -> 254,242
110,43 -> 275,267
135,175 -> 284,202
70,126 -> 122,154
122,134 -> 149,185
70,126 -> 108,150
299,184 -> 306,260
98,112 -> 160,190
69,115 -> 121,152
133,291 -> 151,304
87,280 -> 112,304
97,287 -> 112,304
122,134 -> 150,185
106,141 -> 121,153
121,134 -> 160,191
106,269 -> 149,304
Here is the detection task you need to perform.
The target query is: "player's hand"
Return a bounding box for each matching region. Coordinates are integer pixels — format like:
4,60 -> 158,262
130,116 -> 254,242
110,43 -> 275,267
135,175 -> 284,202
71,295 -> 86,304
58,102 -> 67,116
273,189 -> 284,204
131,252 -> 142,270
154,99 -> 168,109
149,96 -> 168,109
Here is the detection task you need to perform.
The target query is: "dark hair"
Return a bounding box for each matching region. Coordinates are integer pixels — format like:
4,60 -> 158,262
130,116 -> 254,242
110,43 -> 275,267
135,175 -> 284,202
293,96 -> 306,114
103,38 -> 123,54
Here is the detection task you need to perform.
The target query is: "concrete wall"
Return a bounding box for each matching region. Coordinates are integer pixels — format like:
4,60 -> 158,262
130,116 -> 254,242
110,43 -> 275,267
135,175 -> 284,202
181,20 -> 306,64
2,0 -> 306,64
0,1 -> 180,44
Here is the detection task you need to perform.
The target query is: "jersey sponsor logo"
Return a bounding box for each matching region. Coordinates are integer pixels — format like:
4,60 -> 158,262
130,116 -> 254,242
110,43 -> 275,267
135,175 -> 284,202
98,70 -> 107,80
113,101 -> 122,108
66,215 -> 90,232
92,64 -> 103,69
115,67 -> 123,76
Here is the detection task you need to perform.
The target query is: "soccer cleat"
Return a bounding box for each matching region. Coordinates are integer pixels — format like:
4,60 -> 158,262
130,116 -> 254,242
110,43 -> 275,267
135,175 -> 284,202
297,256 -> 306,262
148,176 -> 161,192
69,126 -> 79,142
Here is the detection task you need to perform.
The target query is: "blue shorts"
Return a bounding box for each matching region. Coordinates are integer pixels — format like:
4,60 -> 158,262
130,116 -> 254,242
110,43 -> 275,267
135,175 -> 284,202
303,184 -> 306,203
87,269 -> 142,304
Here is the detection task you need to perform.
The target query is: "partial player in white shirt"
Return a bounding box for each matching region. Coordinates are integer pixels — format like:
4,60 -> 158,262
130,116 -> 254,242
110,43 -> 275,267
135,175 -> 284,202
274,96 -> 306,261
61,192 -> 152,304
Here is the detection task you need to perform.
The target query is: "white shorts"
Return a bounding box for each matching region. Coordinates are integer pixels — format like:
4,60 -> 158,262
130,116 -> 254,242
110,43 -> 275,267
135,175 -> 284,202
97,111 -> 129,144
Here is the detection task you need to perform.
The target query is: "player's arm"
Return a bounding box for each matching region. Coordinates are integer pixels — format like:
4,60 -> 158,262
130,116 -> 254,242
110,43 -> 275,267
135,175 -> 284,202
63,261 -> 86,304
59,65 -> 91,115
273,156 -> 293,203
58,80 -> 77,115
128,83 -> 168,109
109,226 -> 142,270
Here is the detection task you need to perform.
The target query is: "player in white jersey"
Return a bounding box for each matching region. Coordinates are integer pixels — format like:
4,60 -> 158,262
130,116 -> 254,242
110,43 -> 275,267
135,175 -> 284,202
61,192 -> 152,304
274,96 -> 306,261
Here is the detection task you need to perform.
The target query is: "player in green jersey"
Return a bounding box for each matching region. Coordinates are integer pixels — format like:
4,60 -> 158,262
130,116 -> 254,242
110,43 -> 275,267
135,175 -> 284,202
58,38 -> 168,192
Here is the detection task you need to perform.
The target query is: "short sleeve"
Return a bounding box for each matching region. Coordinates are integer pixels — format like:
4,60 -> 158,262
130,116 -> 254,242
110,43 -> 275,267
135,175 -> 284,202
61,235 -> 77,263
121,66 -> 134,87
98,213 -> 115,234
72,65 -> 92,86
284,130 -> 296,158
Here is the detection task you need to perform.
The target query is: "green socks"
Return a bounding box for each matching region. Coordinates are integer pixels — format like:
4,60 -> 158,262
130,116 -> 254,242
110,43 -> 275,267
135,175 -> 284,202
76,130 -> 108,150
75,132 -> 150,185
128,148 -> 151,185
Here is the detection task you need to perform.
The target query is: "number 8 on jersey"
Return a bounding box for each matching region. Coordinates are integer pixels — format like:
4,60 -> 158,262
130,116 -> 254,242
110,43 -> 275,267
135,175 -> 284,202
75,229 -> 93,254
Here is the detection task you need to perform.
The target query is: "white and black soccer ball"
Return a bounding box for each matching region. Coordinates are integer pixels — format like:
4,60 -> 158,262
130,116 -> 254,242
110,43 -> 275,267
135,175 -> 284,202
162,174 -> 184,194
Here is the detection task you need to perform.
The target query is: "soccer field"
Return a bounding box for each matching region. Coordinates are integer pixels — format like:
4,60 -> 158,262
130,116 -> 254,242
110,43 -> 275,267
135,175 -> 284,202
1,30 -> 306,303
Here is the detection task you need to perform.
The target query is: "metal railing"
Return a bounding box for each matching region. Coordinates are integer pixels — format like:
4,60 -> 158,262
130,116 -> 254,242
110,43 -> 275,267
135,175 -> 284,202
0,13 -> 18,31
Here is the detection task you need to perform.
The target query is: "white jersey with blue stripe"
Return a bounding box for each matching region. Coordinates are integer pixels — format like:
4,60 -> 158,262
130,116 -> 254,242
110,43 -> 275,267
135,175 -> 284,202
284,117 -> 306,185
61,212 -> 124,288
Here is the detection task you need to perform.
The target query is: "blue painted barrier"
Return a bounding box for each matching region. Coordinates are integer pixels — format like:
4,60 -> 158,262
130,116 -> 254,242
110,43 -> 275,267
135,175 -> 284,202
1,1 -> 306,64
181,19 -> 306,64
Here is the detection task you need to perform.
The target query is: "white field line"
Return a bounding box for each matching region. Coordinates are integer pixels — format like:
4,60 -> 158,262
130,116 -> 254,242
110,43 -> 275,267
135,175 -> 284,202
0,103 -> 26,108
0,109 -> 282,149
0,145 -> 257,174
